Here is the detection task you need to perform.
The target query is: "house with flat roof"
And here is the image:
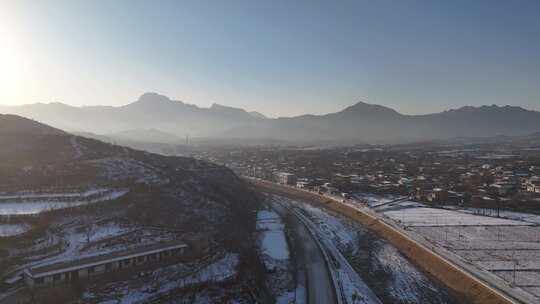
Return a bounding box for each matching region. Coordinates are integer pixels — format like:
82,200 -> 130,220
273,172 -> 296,185
23,241 -> 188,288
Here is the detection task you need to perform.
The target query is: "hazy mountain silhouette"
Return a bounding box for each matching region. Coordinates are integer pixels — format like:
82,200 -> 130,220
0,93 -> 262,137
248,111 -> 268,119
0,114 -> 64,135
2,93 -> 540,144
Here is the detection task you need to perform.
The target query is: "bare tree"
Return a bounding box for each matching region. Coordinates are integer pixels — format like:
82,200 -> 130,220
85,224 -> 94,244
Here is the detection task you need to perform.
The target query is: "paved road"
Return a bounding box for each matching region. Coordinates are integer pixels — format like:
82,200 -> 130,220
272,202 -> 337,304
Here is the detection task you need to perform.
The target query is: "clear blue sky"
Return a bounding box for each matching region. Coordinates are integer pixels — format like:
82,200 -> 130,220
1,0 -> 539,117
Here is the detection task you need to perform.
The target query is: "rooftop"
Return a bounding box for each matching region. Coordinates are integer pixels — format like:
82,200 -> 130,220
25,240 -> 188,279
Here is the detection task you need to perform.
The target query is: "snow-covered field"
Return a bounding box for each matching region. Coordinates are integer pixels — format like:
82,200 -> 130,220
459,208 -> 540,225
356,192 -> 540,300
0,189 -> 128,215
0,188 -> 110,200
24,221 -> 135,269
383,206 -> 532,227
0,223 -> 30,237
411,224 -> 540,298
84,253 -> 239,304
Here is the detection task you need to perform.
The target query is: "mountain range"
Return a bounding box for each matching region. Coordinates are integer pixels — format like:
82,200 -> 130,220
1,92 -> 540,144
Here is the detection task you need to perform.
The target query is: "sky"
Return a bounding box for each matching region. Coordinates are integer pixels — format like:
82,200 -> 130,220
0,0 -> 539,118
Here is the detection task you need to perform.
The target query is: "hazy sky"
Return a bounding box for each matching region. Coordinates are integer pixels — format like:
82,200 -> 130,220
1,0 -> 539,117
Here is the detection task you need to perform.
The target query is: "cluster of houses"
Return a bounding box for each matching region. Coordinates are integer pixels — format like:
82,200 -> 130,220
266,166 -> 540,209
207,146 -> 540,210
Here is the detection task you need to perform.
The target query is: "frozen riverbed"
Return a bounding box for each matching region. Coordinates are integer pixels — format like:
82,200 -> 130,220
257,208 -> 299,303
257,210 -> 289,261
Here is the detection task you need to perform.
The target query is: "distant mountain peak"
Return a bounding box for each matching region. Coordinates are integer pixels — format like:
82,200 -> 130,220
444,104 -> 533,115
336,100 -> 400,118
209,103 -> 233,110
348,100 -> 397,110
209,103 -> 250,114
248,111 -> 267,119
136,92 -> 178,105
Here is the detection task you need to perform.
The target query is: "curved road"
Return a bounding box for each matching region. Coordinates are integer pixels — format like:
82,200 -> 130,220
272,202 -> 337,304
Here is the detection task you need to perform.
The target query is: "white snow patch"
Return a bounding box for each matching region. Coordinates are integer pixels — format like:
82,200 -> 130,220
258,209 -> 289,261
383,206 -> 532,227
0,223 -> 30,237
0,189 -> 128,215
110,254 -> 239,304
25,222 -> 134,269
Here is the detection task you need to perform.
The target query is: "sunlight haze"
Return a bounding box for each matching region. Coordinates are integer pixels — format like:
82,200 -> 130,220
0,0 -> 539,117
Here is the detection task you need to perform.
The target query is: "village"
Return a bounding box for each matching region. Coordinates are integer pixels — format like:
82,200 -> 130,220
197,140 -> 540,212
195,140 -> 540,301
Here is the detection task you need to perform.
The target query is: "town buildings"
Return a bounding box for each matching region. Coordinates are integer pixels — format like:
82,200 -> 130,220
273,172 -> 297,185
196,141 -> 540,212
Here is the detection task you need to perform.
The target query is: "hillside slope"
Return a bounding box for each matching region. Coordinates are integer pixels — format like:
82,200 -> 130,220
0,114 -> 258,241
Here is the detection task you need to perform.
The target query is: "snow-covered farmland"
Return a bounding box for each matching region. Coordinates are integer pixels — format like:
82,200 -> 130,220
0,223 -> 30,237
0,189 -> 128,215
0,188 -> 110,200
382,206 -> 531,227
459,208 -> 540,225
359,192 -> 540,300
410,224 -> 540,299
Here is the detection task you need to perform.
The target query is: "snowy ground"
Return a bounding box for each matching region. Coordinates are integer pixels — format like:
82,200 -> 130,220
0,189 -> 128,215
352,192 -> 400,208
274,196 -> 458,304
458,208 -> 540,225
256,208 -> 297,303
354,192 -> 540,300
22,220 -> 135,269
92,157 -> 167,185
257,210 -> 289,262
275,195 -> 460,304
0,188 -> 110,200
382,206 -> 532,227
84,253 -> 239,304
0,223 -> 30,237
